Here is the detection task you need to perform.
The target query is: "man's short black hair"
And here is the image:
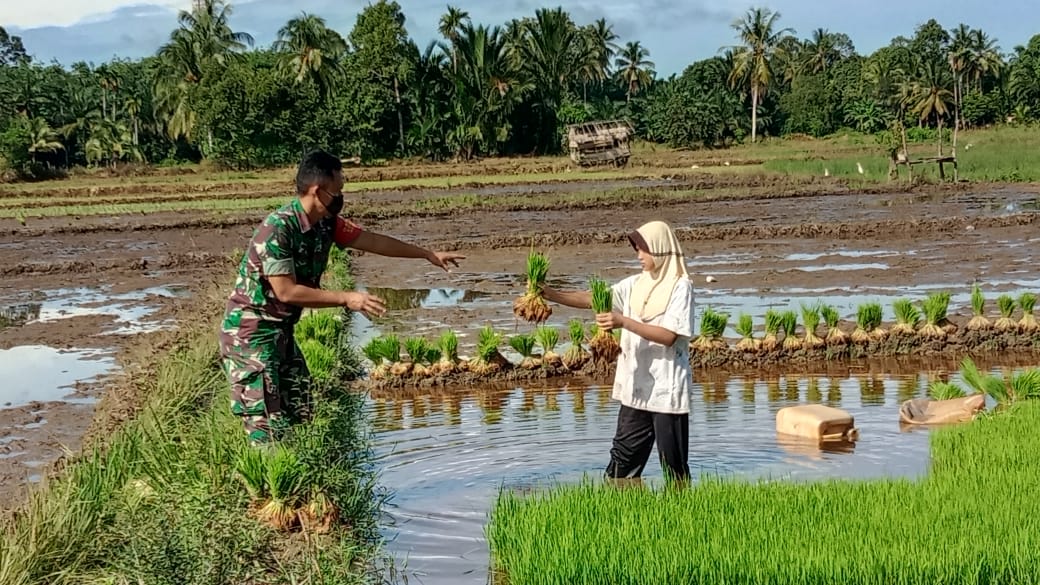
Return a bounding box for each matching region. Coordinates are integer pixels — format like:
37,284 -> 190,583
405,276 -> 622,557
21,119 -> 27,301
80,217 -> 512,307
295,149 -> 343,194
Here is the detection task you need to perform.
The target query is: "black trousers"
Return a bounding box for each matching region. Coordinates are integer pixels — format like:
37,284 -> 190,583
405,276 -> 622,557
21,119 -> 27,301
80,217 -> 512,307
605,404 -> 690,480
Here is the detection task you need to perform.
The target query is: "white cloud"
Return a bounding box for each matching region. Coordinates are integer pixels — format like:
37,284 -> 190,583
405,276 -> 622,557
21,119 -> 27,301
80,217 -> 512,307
0,0 -> 190,28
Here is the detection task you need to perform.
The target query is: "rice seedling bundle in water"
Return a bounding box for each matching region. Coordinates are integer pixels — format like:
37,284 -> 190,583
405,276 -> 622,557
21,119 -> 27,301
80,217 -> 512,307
760,309 -> 781,352
994,294 -> 1017,331
851,303 -> 881,344
404,337 -> 433,377
433,330 -> 460,375
469,325 -> 508,375
734,314 -> 758,352
535,325 -> 561,367
919,292 -> 951,338
562,319 -> 589,370
692,307 -> 728,351
362,338 -> 388,379
780,310 -> 801,350
513,249 -> 552,323
800,302 -> 823,348
1019,292 -> 1037,332
588,277 -> 620,364
510,333 -> 540,369
820,304 -> 847,346
891,298 -> 921,336
967,283 -> 991,330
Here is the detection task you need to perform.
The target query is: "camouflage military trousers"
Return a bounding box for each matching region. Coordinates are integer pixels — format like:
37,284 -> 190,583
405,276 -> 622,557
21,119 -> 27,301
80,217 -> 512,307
222,336 -> 313,445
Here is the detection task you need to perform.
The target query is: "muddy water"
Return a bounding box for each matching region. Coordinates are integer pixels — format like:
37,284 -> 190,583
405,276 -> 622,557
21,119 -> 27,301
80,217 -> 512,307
368,365 -> 1020,585
0,283 -> 189,499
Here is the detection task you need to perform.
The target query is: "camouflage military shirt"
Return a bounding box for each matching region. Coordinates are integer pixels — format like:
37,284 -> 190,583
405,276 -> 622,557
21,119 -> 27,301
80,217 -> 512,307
219,198 -> 358,381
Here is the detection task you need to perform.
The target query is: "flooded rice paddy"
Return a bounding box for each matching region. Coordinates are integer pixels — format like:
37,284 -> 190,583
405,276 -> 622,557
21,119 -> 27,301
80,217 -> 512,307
356,249 -> 1040,584
368,367 -> 1014,585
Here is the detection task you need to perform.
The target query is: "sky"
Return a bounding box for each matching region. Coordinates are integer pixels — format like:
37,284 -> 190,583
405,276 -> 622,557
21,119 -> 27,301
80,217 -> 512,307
1,0 -> 1036,76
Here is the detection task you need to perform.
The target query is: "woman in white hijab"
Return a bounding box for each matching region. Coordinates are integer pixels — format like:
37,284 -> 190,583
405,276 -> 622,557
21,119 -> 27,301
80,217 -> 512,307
541,220 -> 696,483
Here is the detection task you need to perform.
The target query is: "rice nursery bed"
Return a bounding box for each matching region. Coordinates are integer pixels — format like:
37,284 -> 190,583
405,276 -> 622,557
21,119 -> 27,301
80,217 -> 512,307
354,286 -> 1040,390
486,391 -> 1040,585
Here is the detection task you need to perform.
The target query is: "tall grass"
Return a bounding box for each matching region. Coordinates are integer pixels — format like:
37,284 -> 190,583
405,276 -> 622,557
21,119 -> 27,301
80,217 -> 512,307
488,391 -> 1040,585
0,270 -> 382,584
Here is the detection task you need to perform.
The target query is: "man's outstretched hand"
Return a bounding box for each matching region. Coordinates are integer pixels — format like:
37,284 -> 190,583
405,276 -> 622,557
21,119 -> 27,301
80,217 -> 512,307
342,291 -> 386,319
427,251 -> 466,272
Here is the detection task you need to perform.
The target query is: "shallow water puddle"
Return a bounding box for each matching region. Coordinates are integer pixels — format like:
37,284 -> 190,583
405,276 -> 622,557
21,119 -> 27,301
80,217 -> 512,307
369,365 -> 1023,585
30,284 -> 189,334
0,345 -> 113,407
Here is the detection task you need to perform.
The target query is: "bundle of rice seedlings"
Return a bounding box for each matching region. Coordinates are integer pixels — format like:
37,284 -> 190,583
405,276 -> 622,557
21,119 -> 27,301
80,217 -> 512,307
256,446 -> 305,531
734,314 -> 758,352
1019,292 -> 1038,332
994,294 -> 1017,331
509,333 -> 540,369
432,330 -> 460,375
298,490 -> 339,534
295,310 -> 342,346
469,325 -> 509,375
967,283 -> 991,330
692,307 -> 728,352
760,309 -> 782,352
588,277 -> 620,364
780,310 -> 801,350
929,381 -> 966,400
868,302 -> 887,340
299,338 -> 337,384
512,249 -> 552,323
800,302 -> 824,348
821,304 -> 847,346
235,445 -> 267,507
535,325 -> 562,367
362,338 -> 389,380
851,303 -> 881,344
380,334 -> 411,376
562,319 -> 589,370
404,337 -> 432,377
919,292 -> 951,338
890,298 -> 921,336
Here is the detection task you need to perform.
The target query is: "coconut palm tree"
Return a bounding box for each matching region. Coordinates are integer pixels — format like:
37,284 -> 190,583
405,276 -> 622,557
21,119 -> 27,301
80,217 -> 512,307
579,18 -> 618,102
615,41 -> 654,102
438,5 -> 469,72
25,116 -> 64,164
447,23 -> 531,159
908,61 -> 954,156
154,0 -> 253,147
516,7 -> 586,152
947,24 -> 972,133
274,13 -> 347,98
724,7 -> 794,142
966,29 -> 1003,91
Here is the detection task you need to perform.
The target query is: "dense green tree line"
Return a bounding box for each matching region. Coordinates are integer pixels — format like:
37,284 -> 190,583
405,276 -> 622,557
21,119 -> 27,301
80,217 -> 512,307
0,0 -> 1038,177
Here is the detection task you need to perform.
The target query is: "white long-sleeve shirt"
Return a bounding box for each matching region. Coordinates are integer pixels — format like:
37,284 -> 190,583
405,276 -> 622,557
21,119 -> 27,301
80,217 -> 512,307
609,275 -> 696,415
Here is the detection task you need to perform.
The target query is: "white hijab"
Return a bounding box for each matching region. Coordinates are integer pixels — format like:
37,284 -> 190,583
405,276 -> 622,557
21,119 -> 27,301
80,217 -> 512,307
628,221 -> 688,321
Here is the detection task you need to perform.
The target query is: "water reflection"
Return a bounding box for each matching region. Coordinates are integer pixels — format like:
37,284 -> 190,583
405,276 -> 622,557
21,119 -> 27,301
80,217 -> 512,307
0,303 -> 41,328
362,287 -> 490,311
369,361 -> 1040,585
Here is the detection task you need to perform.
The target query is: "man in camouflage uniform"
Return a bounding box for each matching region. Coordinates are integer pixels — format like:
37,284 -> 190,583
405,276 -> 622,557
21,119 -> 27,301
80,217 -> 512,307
220,150 -> 464,444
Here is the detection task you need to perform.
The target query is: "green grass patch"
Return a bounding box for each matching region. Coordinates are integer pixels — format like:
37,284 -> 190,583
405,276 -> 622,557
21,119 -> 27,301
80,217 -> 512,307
761,125 -> 1040,183
488,393 -> 1040,584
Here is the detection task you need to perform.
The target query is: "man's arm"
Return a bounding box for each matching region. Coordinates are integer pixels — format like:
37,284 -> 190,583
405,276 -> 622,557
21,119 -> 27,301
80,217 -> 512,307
268,275 -> 386,317
542,286 -> 593,309
349,230 -> 464,271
